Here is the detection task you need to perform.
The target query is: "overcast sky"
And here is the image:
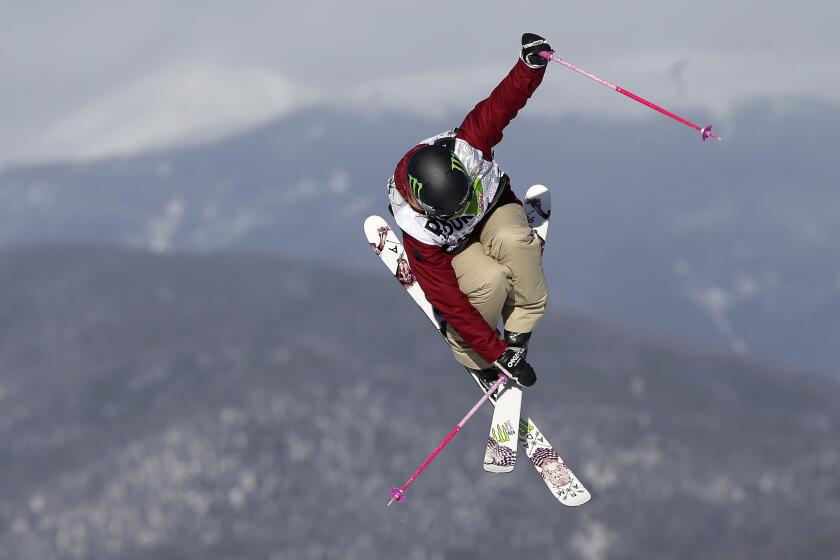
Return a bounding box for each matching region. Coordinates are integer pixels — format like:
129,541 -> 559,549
2,1 -> 838,169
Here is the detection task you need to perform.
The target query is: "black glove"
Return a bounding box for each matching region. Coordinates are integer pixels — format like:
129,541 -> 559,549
521,33 -> 552,68
494,345 -> 537,387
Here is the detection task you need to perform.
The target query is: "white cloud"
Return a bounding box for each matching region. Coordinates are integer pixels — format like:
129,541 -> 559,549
2,1 -> 839,169
342,63 -> 505,119
36,60 -> 320,164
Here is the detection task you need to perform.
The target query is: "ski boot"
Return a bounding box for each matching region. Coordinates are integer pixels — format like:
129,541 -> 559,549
503,330 -> 531,357
469,365 -> 503,393
469,331 -> 533,395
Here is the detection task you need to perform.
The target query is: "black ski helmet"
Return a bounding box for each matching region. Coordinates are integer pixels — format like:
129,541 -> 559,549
406,140 -> 471,219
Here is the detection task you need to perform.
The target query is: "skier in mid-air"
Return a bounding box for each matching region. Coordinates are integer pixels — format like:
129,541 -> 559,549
387,33 -> 553,388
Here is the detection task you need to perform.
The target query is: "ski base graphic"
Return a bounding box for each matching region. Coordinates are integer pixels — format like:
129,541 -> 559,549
483,382 -> 521,473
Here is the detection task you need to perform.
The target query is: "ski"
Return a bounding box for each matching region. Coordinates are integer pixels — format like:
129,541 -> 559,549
483,184 -> 551,474
364,184 -> 591,506
483,382 -> 521,473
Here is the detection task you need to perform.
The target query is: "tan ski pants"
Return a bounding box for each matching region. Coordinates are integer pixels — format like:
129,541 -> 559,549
446,202 -> 548,369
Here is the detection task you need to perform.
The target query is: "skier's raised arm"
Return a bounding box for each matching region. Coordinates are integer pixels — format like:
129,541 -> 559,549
456,34 -> 552,157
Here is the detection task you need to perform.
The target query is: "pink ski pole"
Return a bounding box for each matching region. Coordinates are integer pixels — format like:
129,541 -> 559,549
387,374 -> 507,506
539,51 -> 722,142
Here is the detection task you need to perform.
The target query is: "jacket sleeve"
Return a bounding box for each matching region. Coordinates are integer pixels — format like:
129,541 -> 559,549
457,58 -> 547,157
402,233 -> 507,364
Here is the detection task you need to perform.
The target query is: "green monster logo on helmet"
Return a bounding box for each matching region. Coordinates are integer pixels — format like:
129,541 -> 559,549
408,174 -> 424,199
450,153 -> 467,176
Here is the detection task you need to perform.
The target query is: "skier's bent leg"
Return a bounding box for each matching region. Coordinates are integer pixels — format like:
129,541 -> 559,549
480,203 -> 548,334
446,242 -> 510,370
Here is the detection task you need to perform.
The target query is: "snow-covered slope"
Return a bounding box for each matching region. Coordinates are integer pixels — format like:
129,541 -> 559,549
1,246 -> 838,559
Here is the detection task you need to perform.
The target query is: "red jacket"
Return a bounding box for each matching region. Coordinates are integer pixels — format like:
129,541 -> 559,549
393,58 -> 547,364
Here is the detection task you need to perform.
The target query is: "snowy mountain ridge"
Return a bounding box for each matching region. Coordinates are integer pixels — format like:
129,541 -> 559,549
0,98 -> 837,374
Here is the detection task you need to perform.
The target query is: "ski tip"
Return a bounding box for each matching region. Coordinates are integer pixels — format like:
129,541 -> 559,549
525,184 -> 550,199
483,464 -> 516,474
561,492 -> 593,507
364,215 -> 386,229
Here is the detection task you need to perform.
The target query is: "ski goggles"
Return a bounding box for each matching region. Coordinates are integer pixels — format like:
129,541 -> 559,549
423,181 -> 473,221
